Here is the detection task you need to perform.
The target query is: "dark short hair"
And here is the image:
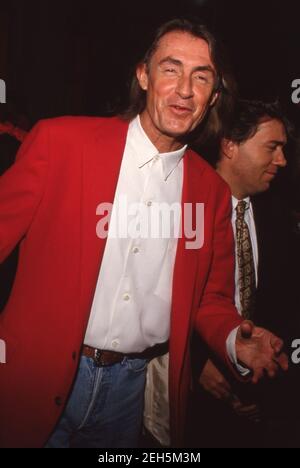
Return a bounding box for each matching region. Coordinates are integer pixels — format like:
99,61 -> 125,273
223,99 -> 292,143
122,18 -> 237,146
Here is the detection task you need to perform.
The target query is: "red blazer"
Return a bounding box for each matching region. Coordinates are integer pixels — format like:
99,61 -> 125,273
0,117 -> 242,447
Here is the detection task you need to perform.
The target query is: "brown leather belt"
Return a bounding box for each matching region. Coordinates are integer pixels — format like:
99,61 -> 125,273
82,342 -> 168,367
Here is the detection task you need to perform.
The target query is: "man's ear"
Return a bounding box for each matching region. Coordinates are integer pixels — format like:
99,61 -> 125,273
221,138 -> 236,160
136,63 -> 148,91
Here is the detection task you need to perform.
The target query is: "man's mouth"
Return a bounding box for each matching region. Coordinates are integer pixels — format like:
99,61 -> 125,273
265,171 -> 277,178
169,104 -> 193,114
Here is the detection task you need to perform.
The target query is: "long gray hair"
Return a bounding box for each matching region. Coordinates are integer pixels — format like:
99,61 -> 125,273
122,18 -> 237,146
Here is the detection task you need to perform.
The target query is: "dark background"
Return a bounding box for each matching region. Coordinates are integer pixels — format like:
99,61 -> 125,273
1,0 -> 300,124
1,0 -> 299,206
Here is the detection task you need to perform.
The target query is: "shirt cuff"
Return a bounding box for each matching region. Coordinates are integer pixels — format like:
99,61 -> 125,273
226,326 -> 250,377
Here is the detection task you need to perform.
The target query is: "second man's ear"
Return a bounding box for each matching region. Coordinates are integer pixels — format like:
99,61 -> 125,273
221,138 -> 236,160
136,63 -> 149,91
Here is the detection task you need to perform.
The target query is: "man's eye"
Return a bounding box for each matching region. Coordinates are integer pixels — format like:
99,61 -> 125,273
164,68 -> 177,73
195,74 -> 208,82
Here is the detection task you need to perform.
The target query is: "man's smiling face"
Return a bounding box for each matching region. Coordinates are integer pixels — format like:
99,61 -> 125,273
137,30 -> 218,151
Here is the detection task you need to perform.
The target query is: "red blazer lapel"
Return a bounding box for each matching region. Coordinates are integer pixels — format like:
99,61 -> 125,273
170,150 -> 210,374
79,117 -> 129,330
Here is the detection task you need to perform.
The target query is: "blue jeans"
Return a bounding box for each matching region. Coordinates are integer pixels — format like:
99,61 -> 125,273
46,355 -> 148,448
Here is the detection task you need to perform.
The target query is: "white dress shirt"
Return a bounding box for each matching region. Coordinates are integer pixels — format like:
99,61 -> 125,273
84,115 -> 241,374
84,116 -> 186,353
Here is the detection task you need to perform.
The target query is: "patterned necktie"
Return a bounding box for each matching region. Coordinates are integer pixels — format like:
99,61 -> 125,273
236,201 -> 256,319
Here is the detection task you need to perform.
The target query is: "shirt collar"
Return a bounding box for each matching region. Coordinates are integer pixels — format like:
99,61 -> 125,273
127,115 -> 187,181
232,195 -> 251,211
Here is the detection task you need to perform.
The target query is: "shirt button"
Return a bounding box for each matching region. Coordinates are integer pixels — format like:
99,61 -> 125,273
111,340 -> 119,349
123,293 -> 130,301
146,200 -> 152,207
153,155 -> 160,162
132,247 -> 139,254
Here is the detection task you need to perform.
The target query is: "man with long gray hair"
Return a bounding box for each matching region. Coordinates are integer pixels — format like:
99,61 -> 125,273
0,19 -> 288,448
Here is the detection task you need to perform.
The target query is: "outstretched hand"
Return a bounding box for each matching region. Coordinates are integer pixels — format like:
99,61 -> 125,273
236,320 -> 289,384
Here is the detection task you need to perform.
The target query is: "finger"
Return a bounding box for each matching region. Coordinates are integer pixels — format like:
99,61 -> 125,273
231,398 -> 257,412
231,398 -> 244,410
265,361 -> 278,379
240,320 -> 254,339
227,393 -> 240,406
270,336 -> 284,355
234,407 -> 260,419
267,369 -> 276,379
235,405 -> 260,415
275,352 -> 289,371
251,367 -> 264,384
257,359 -> 279,379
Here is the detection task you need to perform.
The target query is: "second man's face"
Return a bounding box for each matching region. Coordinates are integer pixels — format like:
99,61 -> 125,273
232,119 -> 287,196
137,31 -> 218,151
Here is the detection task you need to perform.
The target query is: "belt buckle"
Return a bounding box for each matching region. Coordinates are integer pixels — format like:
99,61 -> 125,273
94,348 -> 104,366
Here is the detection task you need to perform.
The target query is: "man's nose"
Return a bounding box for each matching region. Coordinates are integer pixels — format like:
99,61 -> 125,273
274,148 -> 287,168
176,75 -> 194,99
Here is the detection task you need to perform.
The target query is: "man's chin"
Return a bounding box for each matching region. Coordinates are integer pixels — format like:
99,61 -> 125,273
253,183 -> 270,195
162,123 -> 194,139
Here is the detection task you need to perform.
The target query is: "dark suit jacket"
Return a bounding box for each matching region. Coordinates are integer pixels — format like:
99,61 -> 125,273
252,191 -> 300,344
188,190 -> 300,447
250,192 -> 300,420
191,189 -> 300,416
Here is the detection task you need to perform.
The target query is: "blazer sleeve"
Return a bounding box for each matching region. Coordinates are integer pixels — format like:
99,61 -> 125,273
0,121 -> 48,263
195,181 -> 242,365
